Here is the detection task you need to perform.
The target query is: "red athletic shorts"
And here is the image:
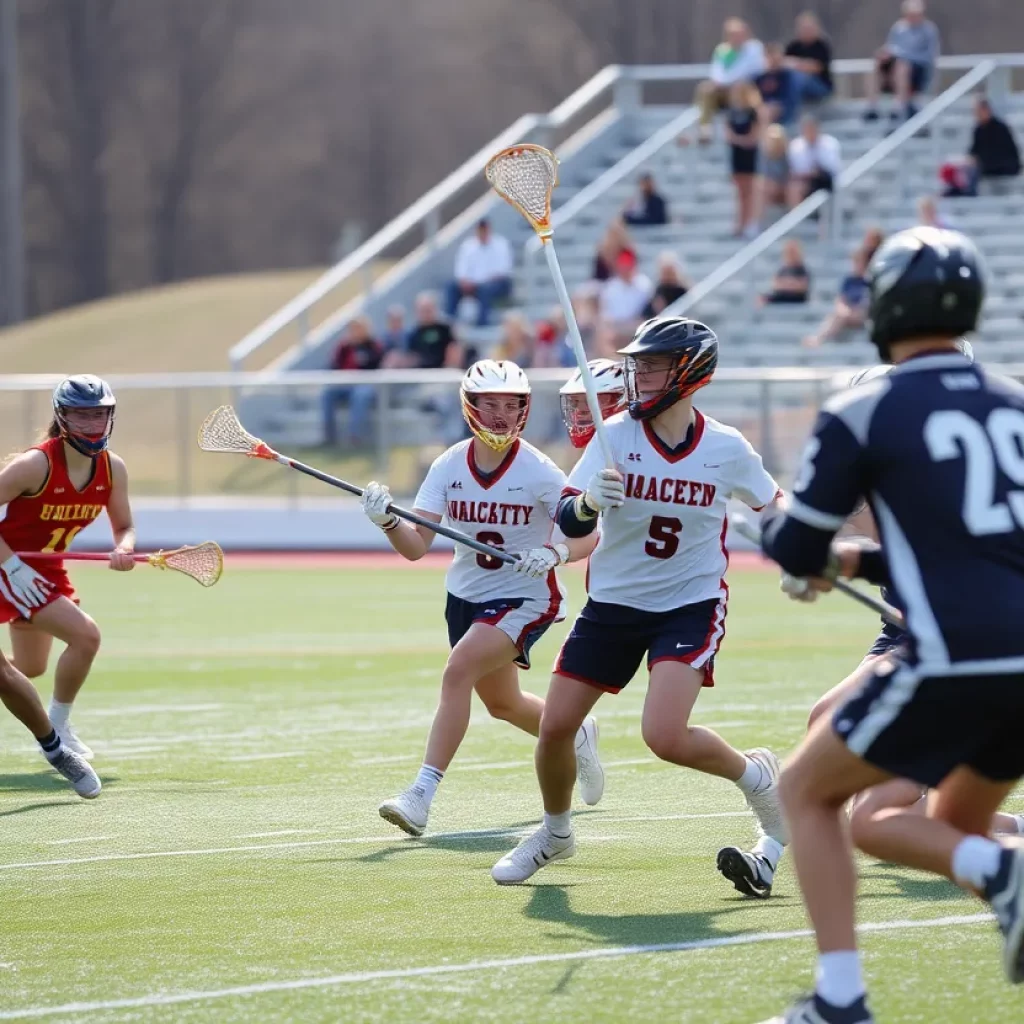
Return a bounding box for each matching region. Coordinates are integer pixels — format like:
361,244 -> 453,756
0,565 -> 77,625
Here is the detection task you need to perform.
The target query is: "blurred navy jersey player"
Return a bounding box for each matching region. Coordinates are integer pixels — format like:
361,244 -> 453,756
757,228 -> 1024,1024
491,317 -> 790,894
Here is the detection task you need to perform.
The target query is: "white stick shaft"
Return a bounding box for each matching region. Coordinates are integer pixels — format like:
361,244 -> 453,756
542,240 -> 616,470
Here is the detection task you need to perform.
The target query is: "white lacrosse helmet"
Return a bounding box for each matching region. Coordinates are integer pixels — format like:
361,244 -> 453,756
460,359 -> 532,451
559,359 -> 627,449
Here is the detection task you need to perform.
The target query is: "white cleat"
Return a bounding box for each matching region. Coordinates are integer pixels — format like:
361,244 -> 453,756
575,716 -> 604,806
378,788 -> 430,837
45,748 -> 101,799
744,747 -> 789,845
56,723 -> 94,761
492,825 -> 575,885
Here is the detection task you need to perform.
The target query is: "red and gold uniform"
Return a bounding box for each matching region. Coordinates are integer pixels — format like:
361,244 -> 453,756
0,437 -> 112,622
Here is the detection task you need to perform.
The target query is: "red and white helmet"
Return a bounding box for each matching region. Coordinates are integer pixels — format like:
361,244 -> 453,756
460,359 -> 532,451
559,359 -> 627,448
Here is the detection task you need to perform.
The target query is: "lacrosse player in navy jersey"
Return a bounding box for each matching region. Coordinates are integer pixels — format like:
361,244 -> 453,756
756,227 -> 1024,1024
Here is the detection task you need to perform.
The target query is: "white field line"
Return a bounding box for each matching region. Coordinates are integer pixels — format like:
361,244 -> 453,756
222,752 -> 308,763
234,829 -> 323,839
84,704 -> 226,717
0,914 -> 992,1021
458,757 -> 654,773
43,836 -> 119,846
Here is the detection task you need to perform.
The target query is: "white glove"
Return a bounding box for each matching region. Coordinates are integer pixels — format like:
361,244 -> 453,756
514,543 -> 569,579
361,481 -> 398,530
1,555 -> 54,609
780,572 -> 818,603
583,468 -> 625,512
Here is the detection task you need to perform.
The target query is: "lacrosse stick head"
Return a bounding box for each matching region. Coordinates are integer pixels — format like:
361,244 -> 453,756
198,406 -> 276,460
149,542 -> 224,587
485,144 -> 559,238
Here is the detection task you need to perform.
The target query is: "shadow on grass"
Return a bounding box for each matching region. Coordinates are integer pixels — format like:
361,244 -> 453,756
0,771 -> 118,796
0,799 -> 71,818
859,866 -> 963,903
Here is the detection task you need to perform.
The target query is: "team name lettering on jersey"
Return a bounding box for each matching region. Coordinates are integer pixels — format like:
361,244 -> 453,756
446,500 -> 534,526
623,473 -> 717,507
39,503 -> 105,522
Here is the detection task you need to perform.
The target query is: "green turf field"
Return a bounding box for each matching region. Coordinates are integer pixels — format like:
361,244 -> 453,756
0,564 -> 1020,1023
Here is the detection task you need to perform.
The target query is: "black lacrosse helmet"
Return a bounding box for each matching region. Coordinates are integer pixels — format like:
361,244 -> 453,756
618,317 -> 718,420
867,227 -> 985,361
52,374 -> 116,456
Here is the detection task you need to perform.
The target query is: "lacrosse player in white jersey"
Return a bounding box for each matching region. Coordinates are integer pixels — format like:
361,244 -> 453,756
492,317 -> 789,891
559,358 -> 628,450
361,359 -> 603,837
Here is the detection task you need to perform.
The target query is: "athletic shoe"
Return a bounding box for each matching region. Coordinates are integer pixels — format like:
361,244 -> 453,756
717,846 -> 774,899
755,994 -> 874,1023
492,825 -> 575,885
56,723 -> 94,761
46,748 -> 101,799
378,788 -> 430,837
575,716 -> 604,806
744,748 -> 789,845
984,847 -> 1024,983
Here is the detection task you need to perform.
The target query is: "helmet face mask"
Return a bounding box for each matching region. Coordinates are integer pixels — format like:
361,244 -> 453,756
560,391 -> 627,448
460,359 -> 531,451
53,375 -> 116,457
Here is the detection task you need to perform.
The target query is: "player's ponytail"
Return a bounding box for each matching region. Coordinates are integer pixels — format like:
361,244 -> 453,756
40,416 -> 61,443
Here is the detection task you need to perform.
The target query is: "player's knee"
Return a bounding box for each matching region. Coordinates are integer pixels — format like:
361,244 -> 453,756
72,618 -> 102,660
807,696 -> 831,732
640,719 -> 685,764
481,697 -> 516,723
538,709 -> 580,745
440,659 -> 476,693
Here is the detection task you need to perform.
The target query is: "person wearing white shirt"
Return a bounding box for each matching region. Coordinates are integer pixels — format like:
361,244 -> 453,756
445,218 -> 514,326
786,115 -> 842,207
599,251 -> 653,329
695,18 -> 766,144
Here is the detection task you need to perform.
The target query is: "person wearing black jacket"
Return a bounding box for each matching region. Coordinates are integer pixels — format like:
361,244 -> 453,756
970,96 -> 1021,179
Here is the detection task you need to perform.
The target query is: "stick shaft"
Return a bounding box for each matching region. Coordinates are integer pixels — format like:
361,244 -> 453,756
541,240 -> 616,470
18,551 -> 148,564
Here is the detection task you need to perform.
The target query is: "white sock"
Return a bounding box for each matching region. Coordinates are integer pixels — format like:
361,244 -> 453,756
753,835 -> 784,873
816,950 -> 865,1008
735,756 -> 767,796
544,811 -> 572,838
49,700 -> 72,730
952,835 -> 1003,890
1013,814 -> 1024,836
411,764 -> 443,803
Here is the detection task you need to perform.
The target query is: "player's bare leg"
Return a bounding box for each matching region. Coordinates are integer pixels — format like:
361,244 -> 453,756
20,599 -> 101,759
0,650 -> 100,798
492,673 -> 602,884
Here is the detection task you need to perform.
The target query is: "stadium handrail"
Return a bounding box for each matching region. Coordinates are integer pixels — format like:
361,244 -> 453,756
229,54 -> 1024,372
662,57 -> 1011,319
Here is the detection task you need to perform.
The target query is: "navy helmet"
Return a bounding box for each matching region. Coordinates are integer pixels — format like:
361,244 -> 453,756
866,227 -> 985,361
52,375 -> 116,456
617,317 -> 718,420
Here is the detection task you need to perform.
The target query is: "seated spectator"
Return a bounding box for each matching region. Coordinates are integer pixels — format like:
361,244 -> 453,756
598,250 -> 653,353
757,43 -> 798,127
865,0 -> 940,125
645,253 -> 692,317
534,306 -> 571,368
784,12 -> 834,104
804,249 -> 870,346
592,217 -> 636,282
321,316 -> 384,446
726,81 -> 763,239
387,292 -> 461,369
758,239 -> 811,306
758,124 -> 792,219
380,304 -> 407,358
494,311 -> 536,367
695,18 -> 766,144
858,225 -> 885,264
444,218 -> 513,326
916,195 -> 954,229
941,95 -> 1023,195
786,114 -> 841,208
623,172 -> 669,226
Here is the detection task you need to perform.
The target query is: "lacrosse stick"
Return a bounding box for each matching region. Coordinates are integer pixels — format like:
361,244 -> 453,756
729,515 -> 905,628
20,542 -> 224,588
486,144 -> 615,471
197,406 -> 517,565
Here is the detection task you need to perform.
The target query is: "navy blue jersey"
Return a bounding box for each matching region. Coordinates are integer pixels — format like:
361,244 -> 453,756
765,351 -> 1024,675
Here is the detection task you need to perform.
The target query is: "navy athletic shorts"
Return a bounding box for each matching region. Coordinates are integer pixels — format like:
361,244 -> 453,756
554,597 -> 725,693
445,592 -> 560,670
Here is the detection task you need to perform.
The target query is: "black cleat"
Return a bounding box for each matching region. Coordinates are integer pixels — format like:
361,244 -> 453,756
717,846 -> 774,899
755,994 -> 874,1023
984,847 -> 1024,983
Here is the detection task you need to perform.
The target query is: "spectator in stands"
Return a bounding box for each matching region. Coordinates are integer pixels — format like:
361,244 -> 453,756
444,218 -> 513,326
803,249 -> 870,347
494,311 -> 536,367
756,44 -> 798,128
534,306 -> 572,368
592,218 -> 636,282
598,250 -> 653,352
389,291 -> 461,369
859,225 -> 885,264
787,114 -> 841,207
695,18 -> 766,144
623,172 -> 669,226
758,124 -> 792,221
726,81 -> 763,239
758,239 -> 810,306
916,194 -> 954,229
865,0 -> 940,125
784,12 -> 834,105
644,253 -> 692,317
941,96 -> 1023,194
321,316 -> 384,446
380,304 -> 407,358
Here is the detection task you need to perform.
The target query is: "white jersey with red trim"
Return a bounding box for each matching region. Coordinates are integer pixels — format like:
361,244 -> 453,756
567,410 -> 779,612
414,438 -> 568,609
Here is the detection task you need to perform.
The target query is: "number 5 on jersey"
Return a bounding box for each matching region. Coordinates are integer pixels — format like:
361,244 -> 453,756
646,516 -> 682,559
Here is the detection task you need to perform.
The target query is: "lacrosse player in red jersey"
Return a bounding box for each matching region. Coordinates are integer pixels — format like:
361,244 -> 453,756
0,375 -> 136,766
360,359 -> 603,837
